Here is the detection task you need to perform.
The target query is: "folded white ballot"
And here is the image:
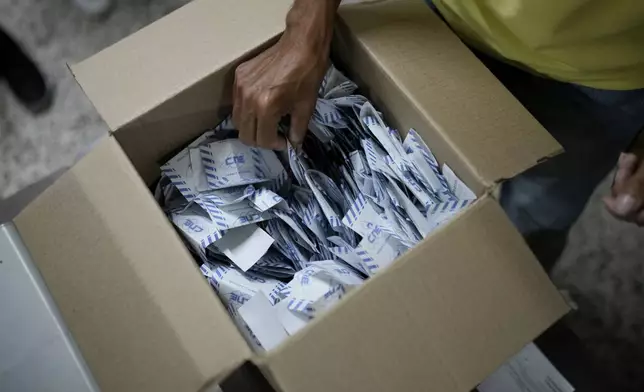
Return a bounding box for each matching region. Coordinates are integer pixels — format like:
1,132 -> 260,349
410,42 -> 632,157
157,64 -> 478,353
200,262 -> 288,351
171,206 -> 225,251
276,260 -> 365,335
199,139 -> 285,189
212,224 -> 274,272
238,292 -> 288,352
201,262 -> 287,310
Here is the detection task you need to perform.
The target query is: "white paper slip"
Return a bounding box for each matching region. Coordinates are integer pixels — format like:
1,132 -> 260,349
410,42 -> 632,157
238,292 -> 289,352
330,95 -> 368,109
383,206 -> 421,247
442,163 -> 477,201
205,262 -> 286,307
272,220 -> 310,267
282,261 -> 364,323
308,121 -> 335,143
340,165 -> 360,198
287,142 -> 308,186
188,129 -> 216,148
268,168 -> 290,194
312,99 -> 347,129
355,226 -> 405,275
478,343 -> 574,392
426,199 -> 474,231
188,147 -> 210,193
199,198 -> 273,230
200,185 -> 255,206
341,193 -> 384,238
386,158 -> 436,209
349,150 -> 370,176
384,176 -> 433,237
213,224 -> 274,271
161,148 -> 199,202
154,176 -> 171,204
250,188 -> 285,212
307,259 -> 365,286
304,170 -> 346,231
171,208 -> 225,250
213,115 -> 235,132
273,210 -> 317,252
200,139 -> 284,189
326,242 -> 367,275
361,138 -> 397,179
319,64 -> 356,98
402,128 -> 450,197
274,299 -> 311,336
299,195 -> 328,246
360,103 -> 411,173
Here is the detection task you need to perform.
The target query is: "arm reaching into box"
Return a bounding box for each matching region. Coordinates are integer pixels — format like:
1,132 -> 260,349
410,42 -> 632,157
604,152 -> 644,226
233,0 -> 341,150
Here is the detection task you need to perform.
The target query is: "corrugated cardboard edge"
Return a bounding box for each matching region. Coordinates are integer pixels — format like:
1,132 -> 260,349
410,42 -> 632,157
257,196 -> 569,392
337,0 -> 563,188
14,137 -> 251,391
69,0 -> 292,133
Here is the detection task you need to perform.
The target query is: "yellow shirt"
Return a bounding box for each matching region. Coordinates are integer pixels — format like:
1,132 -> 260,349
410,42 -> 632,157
433,0 -> 644,90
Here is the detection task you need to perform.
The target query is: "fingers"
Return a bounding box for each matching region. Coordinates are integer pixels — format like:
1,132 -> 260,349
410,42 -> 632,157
289,100 -> 316,148
603,195 -> 640,219
234,66 -> 286,150
257,96 -> 286,150
233,66 -> 257,146
613,152 -> 639,192
605,153 -> 644,225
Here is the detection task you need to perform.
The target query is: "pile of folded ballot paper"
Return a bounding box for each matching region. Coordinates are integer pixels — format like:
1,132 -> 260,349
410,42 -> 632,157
154,65 -> 477,352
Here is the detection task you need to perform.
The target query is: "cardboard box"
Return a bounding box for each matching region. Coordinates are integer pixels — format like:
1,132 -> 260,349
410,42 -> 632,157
12,0 -> 569,390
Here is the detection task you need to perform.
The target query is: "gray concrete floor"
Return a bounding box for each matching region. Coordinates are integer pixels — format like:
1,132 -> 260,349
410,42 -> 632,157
1,0 -> 643,390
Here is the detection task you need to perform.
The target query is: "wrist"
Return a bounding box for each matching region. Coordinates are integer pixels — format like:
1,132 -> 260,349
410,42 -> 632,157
284,0 -> 340,58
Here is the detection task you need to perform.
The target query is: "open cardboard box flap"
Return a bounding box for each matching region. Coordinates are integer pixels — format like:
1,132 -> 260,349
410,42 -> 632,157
336,0 -> 562,187
259,196 -> 567,392
14,137 -> 252,391
71,0 -> 562,189
71,0 -> 292,133
14,0 -> 568,391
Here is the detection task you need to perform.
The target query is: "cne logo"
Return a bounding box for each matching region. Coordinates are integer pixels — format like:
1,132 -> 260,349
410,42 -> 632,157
367,226 -> 382,243
225,154 -> 245,166
183,219 -> 204,233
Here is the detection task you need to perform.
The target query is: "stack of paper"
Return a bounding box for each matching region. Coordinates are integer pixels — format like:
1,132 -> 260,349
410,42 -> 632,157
155,65 -> 476,352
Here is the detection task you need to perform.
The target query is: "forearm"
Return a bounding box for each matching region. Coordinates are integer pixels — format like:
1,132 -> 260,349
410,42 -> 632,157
284,0 -> 341,58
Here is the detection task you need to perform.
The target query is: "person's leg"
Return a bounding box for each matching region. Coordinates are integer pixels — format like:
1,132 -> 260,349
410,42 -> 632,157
0,26 -> 51,114
479,56 -> 644,267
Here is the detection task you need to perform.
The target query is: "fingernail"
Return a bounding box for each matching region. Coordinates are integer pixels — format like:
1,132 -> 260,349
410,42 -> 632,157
614,195 -> 637,215
619,152 -> 627,164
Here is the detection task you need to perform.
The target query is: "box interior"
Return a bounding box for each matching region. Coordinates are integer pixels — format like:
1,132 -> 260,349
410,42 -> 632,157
102,0 -> 491,353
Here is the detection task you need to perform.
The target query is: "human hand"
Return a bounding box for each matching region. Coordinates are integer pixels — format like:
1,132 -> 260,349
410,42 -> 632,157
604,152 -> 644,226
232,0 -> 339,150
233,34 -> 327,150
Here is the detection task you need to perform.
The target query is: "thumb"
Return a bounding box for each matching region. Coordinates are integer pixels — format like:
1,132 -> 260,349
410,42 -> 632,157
608,176 -> 644,217
289,101 -> 315,148
613,152 -> 639,192
604,194 -> 640,218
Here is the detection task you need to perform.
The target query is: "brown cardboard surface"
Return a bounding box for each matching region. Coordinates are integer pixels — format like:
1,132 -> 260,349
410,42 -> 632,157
332,13 -> 485,195
338,0 -> 562,186
71,0 -> 291,132
260,197 -> 568,392
14,137 -> 250,392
